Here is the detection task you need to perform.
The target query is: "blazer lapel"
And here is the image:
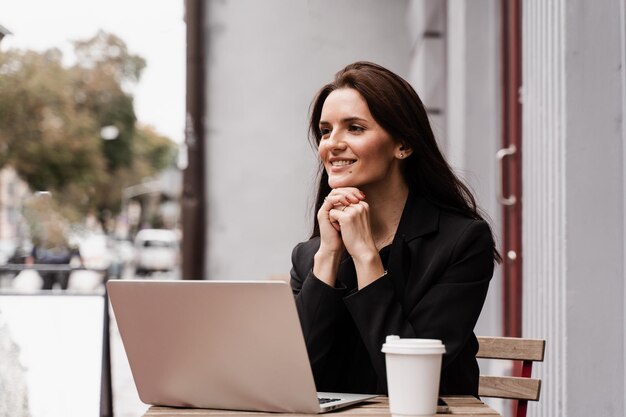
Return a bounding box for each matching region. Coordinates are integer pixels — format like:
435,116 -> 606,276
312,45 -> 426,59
388,194 -> 441,297
395,194 -> 440,243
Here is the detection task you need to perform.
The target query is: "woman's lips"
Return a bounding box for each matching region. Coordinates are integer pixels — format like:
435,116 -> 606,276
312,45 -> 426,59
331,159 -> 356,167
328,159 -> 356,173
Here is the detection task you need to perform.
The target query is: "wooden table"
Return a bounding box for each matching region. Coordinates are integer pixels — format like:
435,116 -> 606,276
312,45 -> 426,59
143,396 -> 500,417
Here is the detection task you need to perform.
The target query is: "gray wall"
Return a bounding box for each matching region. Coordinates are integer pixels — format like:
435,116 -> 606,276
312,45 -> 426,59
444,0 -> 502,341
204,0 -> 411,279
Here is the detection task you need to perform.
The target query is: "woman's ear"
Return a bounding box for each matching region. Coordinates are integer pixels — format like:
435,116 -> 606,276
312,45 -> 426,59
397,143 -> 413,159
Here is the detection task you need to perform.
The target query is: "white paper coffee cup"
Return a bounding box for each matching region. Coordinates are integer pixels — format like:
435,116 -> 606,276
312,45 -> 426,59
382,336 -> 446,417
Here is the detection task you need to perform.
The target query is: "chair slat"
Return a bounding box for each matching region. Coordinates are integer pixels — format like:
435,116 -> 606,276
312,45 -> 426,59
478,376 -> 541,401
476,336 -> 545,361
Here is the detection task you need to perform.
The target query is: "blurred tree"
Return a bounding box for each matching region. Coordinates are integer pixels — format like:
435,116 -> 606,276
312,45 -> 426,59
72,30 -> 146,171
0,48 -> 106,190
90,124 -> 175,230
0,30 -> 177,232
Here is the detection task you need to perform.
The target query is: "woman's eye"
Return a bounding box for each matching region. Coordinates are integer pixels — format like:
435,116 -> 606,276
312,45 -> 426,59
348,125 -> 364,133
319,127 -> 331,138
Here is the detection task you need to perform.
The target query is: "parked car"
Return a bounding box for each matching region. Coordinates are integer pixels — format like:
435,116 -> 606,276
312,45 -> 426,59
75,233 -> 111,273
133,229 -> 179,276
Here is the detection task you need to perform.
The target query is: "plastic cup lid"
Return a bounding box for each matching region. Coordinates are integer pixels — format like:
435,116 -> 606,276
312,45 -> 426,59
381,335 -> 446,354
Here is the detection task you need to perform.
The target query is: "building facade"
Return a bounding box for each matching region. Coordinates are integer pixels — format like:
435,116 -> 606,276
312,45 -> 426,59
194,1 -> 626,415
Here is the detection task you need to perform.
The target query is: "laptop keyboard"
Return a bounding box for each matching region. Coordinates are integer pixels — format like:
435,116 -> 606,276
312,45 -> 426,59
318,397 -> 341,405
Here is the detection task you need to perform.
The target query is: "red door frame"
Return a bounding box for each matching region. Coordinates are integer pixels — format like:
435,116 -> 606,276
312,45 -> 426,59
501,0 -> 523,338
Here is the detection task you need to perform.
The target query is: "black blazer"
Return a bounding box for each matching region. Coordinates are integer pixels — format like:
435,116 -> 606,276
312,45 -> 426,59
290,194 -> 495,395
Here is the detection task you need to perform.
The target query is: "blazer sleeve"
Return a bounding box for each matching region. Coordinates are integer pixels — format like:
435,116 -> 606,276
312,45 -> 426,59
343,220 -> 495,389
290,241 -> 348,380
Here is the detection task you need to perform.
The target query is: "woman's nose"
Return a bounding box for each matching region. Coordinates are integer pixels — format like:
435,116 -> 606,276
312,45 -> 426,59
326,130 -> 347,151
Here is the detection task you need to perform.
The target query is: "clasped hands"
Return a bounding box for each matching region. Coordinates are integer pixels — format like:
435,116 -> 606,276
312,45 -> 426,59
314,187 -> 385,289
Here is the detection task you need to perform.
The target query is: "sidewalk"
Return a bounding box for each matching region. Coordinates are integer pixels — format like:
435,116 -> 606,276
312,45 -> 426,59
110,305 -> 149,417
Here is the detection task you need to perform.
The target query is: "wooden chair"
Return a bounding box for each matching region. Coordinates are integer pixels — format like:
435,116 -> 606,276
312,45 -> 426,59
476,336 -> 546,417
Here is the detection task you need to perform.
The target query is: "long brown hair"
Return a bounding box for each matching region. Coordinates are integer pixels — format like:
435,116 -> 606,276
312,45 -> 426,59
308,61 -> 501,263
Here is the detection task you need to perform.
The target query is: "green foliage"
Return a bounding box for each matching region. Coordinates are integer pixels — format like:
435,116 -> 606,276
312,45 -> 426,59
0,30 -> 176,231
134,125 -> 177,174
0,48 -> 104,190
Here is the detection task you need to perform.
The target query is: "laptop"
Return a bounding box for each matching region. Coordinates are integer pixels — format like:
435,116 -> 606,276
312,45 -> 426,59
107,280 -> 376,413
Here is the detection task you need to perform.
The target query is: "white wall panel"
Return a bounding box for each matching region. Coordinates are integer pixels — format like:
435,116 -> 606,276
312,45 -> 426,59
523,1 -> 625,416
522,3 -> 567,416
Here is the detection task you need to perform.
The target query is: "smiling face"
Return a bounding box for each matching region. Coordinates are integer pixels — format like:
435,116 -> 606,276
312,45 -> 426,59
318,88 -> 408,192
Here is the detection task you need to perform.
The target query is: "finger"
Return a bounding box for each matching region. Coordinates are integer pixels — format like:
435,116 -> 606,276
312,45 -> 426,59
322,194 -> 347,210
328,210 -> 342,232
355,200 -> 369,210
325,189 -> 364,207
343,194 -> 362,204
332,186 -> 364,196
333,187 -> 366,202
326,194 -> 351,207
332,202 -> 368,223
321,195 -> 334,211
328,208 -> 345,224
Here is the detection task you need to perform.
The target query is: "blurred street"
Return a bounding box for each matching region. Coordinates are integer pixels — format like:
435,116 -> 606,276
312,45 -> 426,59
109,284 -> 148,417
0,257 -> 180,417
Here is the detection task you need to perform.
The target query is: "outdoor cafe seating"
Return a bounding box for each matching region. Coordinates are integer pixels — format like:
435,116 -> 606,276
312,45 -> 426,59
140,337 -> 547,417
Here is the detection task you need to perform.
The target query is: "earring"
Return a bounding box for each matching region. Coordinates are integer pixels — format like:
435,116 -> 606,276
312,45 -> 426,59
399,152 -> 404,159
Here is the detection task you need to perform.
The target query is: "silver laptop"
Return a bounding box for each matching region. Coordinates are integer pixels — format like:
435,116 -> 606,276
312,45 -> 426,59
107,280 -> 376,413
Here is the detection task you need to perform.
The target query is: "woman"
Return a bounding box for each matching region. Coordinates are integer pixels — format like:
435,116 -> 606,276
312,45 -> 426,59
290,62 -> 500,396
